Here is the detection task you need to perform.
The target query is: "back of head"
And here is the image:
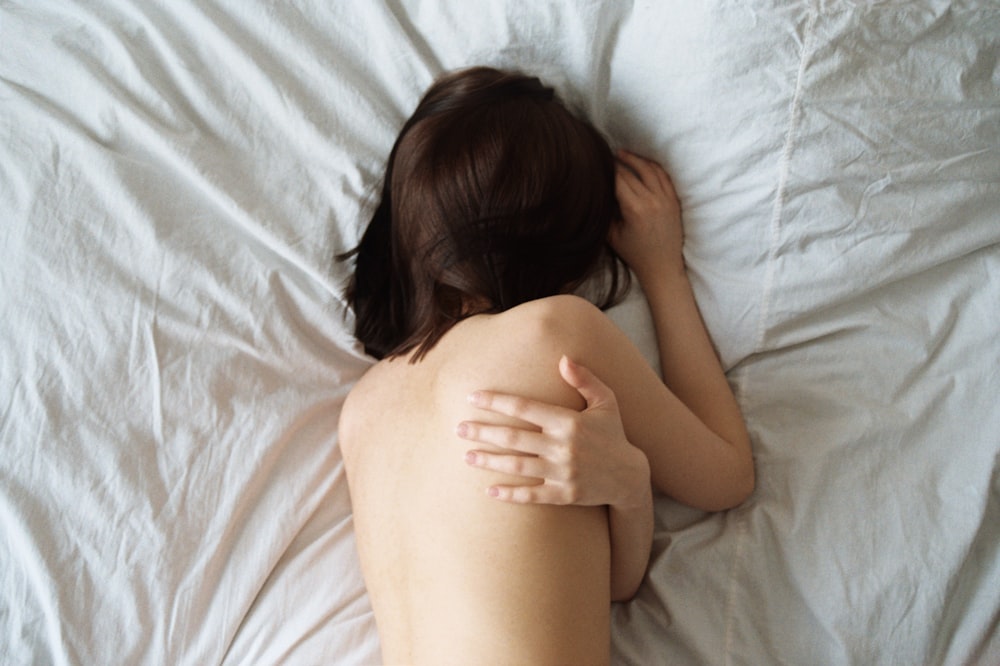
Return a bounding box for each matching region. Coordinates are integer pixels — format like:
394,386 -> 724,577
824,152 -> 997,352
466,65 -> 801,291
346,67 -> 626,361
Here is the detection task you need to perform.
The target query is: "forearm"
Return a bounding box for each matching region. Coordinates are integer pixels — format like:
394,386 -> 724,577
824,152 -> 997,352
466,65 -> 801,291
631,268 -> 754,507
608,458 -> 654,602
638,268 -> 751,452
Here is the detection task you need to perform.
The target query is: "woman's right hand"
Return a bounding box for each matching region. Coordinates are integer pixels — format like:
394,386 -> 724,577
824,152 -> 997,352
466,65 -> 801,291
610,150 -> 685,280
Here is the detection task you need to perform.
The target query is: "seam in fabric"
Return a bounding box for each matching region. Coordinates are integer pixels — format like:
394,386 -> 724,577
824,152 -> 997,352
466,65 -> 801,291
724,8 -> 818,666
752,9 -> 817,357
722,515 -> 749,666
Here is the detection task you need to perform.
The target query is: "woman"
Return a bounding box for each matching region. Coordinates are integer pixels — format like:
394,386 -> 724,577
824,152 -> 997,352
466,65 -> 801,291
339,67 -> 754,665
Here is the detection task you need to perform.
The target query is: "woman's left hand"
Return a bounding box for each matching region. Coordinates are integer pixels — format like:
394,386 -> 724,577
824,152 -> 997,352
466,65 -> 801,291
458,356 -> 650,508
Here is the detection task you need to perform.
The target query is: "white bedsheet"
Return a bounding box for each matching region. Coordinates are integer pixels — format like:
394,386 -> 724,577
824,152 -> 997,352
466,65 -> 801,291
2,1 -> 998,664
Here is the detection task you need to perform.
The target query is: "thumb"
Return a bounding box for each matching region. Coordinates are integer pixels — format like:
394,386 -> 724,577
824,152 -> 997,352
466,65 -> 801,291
559,355 -> 615,410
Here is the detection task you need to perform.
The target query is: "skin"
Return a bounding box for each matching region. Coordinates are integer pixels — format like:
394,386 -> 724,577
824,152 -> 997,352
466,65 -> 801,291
339,150 -> 754,665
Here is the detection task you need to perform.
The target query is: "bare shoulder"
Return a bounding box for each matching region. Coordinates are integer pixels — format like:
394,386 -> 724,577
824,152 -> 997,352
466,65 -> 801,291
496,294 -> 642,380
505,293 -> 610,333
484,294 -> 626,362
343,295 -> 641,436
435,295 -> 627,408
341,293 -> 640,452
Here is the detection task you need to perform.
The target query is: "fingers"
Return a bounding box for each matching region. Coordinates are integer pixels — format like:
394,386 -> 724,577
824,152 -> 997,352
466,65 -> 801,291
456,420 -> 547,454
484,483 -> 578,505
616,149 -> 663,192
463,449 -> 579,505
466,390 -> 574,430
614,160 -> 643,198
558,355 -> 615,410
464,358 -> 615,443
617,150 -> 679,205
464,449 -> 552,479
655,165 -> 675,196
461,358 -> 621,508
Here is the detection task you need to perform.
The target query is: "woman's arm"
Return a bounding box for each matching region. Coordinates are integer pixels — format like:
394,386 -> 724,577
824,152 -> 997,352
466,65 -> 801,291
610,151 -> 754,507
460,356 -> 653,601
613,151 -> 751,452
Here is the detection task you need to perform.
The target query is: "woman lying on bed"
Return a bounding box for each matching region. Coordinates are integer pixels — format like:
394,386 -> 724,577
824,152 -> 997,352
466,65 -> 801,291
339,67 -> 754,665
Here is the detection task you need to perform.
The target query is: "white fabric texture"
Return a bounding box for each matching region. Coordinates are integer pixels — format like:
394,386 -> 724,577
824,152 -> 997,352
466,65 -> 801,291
1,1 -> 997,664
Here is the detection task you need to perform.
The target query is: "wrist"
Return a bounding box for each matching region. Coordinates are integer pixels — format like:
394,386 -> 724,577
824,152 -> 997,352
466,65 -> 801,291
614,445 -> 652,510
635,263 -> 689,295
630,258 -> 687,288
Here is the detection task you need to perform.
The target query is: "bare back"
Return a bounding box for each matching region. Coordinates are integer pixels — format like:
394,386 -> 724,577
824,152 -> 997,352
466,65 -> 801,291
340,298 -> 612,665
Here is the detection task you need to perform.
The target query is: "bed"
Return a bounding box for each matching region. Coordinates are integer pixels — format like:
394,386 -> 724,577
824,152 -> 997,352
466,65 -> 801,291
2,1 -> 998,664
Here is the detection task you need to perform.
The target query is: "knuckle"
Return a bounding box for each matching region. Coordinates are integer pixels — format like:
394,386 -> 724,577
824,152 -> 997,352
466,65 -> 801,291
470,391 -> 491,409
510,396 -> 530,418
564,485 -> 581,504
500,427 -> 520,448
512,487 -> 534,504
563,419 -> 582,440
557,441 -> 577,464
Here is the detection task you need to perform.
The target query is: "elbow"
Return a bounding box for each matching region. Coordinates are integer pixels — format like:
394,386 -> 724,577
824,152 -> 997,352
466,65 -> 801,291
699,453 -> 755,512
719,431 -> 755,509
611,578 -> 642,603
731,462 -> 756,507
720,455 -> 755,510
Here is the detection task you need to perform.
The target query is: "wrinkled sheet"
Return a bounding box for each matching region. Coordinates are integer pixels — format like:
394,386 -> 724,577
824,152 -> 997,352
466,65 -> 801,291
1,1 -> 998,664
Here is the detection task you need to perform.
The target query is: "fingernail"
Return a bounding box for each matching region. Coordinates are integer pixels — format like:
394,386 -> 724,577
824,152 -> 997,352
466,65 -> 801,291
467,391 -> 484,406
487,487 -> 499,498
465,451 -> 476,465
456,422 -> 468,438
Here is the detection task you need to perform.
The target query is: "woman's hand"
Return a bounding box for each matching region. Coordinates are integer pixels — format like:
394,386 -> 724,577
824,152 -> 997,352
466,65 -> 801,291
457,356 -> 650,509
611,150 -> 684,281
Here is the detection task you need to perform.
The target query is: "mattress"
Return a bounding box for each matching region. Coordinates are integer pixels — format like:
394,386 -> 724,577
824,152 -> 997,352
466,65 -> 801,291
1,1 -> 998,664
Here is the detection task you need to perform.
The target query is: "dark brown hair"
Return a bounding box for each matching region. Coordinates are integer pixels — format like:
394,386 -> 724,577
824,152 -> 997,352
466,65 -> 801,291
343,66 -> 628,361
